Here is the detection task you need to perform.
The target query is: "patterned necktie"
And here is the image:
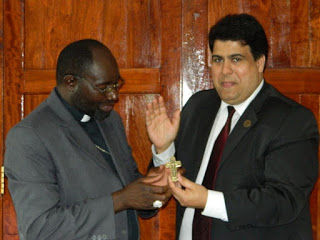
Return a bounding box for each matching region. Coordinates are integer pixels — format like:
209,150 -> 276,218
192,106 -> 235,240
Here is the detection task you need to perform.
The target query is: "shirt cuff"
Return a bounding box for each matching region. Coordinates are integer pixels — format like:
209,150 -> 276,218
201,190 -> 229,222
152,143 -> 175,167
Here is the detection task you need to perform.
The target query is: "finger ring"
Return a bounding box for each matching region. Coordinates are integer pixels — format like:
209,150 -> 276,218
153,200 -> 162,208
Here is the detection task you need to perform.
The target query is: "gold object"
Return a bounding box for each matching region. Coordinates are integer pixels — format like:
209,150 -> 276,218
165,156 -> 182,182
1,166 -> 4,195
243,120 -> 252,128
95,144 -> 111,155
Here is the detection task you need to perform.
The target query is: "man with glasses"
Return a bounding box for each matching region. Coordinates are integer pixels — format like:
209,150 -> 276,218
5,39 -> 171,240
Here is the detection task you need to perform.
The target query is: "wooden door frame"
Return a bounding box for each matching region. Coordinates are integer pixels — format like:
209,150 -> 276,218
0,0 -> 4,238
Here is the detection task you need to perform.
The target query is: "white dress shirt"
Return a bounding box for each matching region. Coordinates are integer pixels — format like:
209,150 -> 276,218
152,80 -> 264,240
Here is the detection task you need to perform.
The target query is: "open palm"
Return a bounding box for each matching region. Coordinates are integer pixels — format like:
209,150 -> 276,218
146,96 -> 180,153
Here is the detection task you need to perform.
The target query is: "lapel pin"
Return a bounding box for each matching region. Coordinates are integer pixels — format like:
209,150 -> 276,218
243,120 -> 251,128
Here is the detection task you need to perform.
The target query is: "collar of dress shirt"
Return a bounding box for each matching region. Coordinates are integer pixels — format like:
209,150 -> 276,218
220,79 -> 264,116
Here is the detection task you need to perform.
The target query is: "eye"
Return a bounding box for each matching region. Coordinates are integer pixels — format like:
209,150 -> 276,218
232,57 -> 241,62
212,56 -> 223,63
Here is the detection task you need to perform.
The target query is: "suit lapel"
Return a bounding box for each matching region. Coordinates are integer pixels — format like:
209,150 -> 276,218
46,90 -> 113,171
62,124 -> 111,170
218,82 -> 271,169
97,119 -> 128,186
220,109 -> 258,165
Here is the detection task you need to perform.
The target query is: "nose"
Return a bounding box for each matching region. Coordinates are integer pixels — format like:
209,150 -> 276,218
222,61 -> 233,75
105,88 -> 119,101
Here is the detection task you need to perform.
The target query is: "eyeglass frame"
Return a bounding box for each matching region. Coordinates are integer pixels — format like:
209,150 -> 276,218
70,73 -> 125,94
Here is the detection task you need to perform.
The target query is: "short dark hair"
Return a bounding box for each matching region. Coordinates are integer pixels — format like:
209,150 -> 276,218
56,39 -> 109,85
209,14 -> 268,62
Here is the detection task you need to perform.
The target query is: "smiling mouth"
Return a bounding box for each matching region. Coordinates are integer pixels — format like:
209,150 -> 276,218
221,82 -> 236,88
99,102 -> 114,112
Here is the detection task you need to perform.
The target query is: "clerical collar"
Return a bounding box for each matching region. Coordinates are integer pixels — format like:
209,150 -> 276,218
55,88 -> 91,123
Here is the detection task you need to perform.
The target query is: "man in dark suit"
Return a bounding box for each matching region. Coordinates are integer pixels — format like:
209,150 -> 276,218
5,39 -> 171,240
146,14 -> 319,239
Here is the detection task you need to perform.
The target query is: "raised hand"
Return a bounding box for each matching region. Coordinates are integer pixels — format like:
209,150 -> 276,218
168,173 -> 208,209
146,96 -> 180,153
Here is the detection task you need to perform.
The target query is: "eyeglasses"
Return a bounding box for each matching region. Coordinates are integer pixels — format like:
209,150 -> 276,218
72,74 -> 125,94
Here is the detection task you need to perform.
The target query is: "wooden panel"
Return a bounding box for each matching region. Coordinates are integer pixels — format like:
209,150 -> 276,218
3,0 -> 24,239
23,68 -> 161,94
182,0 -> 210,104
310,0 -> 320,67
127,0 -> 161,67
3,0 -> 24,136
24,0 -> 127,68
160,0 -> 182,113
157,0 -> 183,239
24,0 -> 161,69
265,68 -> 320,93
268,1 -> 291,67
0,0 -> 3,239
290,0 -> 310,67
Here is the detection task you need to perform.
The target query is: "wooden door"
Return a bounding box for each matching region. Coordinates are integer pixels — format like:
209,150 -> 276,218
1,0 -> 320,240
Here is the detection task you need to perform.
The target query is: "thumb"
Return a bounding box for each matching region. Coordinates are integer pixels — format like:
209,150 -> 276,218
177,173 -> 194,189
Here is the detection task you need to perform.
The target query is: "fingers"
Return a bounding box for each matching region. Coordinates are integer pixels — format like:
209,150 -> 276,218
146,96 -> 166,117
142,173 -> 164,184
172,109 -> 181,128
145,103 -> 155,127
152,184 -> 172,209
147,96 -> 163,117
146,96 -> 165,128
168,175 -> 184,199
152,96 -> 162,116
177,173 -> 193,189
178,167 -> 186,176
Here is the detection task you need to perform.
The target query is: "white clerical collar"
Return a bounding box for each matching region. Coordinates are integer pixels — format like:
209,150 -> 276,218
80,114 -> 91,122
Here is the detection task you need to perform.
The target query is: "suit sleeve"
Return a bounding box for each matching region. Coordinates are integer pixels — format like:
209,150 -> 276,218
5,126 -> 118,240
224,106 -> 319,228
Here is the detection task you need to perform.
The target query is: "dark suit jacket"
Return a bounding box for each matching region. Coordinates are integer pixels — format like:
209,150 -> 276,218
4,90 -> 153,240
175,82 -> 319,240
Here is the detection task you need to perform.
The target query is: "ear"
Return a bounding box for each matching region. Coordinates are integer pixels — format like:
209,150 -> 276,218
63,75 -> 78,90
256,55 -> 266,73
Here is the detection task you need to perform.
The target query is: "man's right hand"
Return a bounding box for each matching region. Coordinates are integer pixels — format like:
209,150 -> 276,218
146,96 -> 180,153
112,174 -> 171,213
